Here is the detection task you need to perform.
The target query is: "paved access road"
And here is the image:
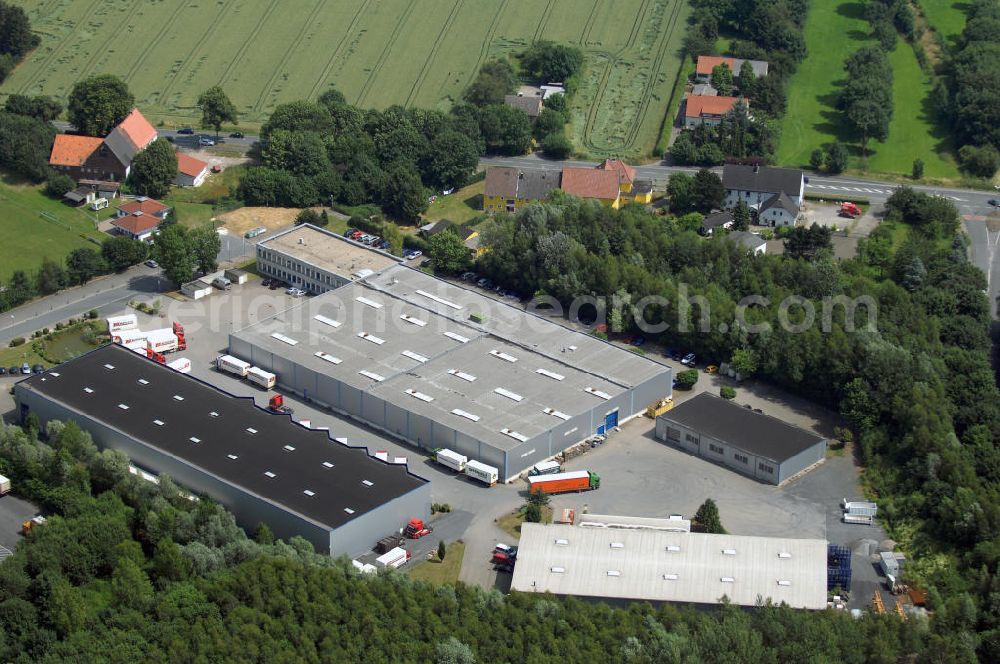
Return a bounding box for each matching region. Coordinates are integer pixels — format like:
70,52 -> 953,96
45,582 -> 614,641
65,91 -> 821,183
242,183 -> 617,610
480,155 -> 1000,215
52,122 -> 258,152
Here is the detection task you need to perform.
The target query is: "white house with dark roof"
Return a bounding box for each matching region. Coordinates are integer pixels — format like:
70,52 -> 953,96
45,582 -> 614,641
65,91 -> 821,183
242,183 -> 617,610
722,164 -> 804,227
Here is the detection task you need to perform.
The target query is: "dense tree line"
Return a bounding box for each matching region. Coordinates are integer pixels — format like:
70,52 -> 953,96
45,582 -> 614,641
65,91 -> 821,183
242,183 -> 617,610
238,93 -> 492,222
839,45 -> 893,156
670,101 -> 778,165
943,0 -> 1000,177
866,0 -> 915,51
0,110 -> 56,183
0,0 -> 38,83
472,190 -> 1000,660
0,420 -> 928,661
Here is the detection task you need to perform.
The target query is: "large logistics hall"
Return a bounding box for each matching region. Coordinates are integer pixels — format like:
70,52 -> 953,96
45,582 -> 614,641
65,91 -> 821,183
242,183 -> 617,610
511,515 -> 829,609
13,344 -> 431,557
230,226 -> 672,481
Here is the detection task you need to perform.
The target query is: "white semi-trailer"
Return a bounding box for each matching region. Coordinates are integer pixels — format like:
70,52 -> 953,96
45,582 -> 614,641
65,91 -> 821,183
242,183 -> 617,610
434,448 -> 467,472
166,357 -> 192,374
216,355 -> 251,377
106,314 -> 138,334
465,460 -> 499,487
247,366 -> 276,389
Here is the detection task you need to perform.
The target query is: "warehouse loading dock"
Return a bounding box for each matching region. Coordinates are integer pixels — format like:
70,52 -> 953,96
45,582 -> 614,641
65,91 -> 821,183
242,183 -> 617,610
13,344 -> 431,557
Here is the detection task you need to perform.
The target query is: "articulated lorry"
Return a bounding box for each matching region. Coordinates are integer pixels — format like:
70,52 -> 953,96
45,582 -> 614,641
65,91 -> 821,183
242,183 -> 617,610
375,547 -> 411,569
434,448 -> 467,473
528,470 -> 601,495
842,499 -> 877,516
146,330 -> 186,354
247,366 -> 277,389
465,460 -> 499,486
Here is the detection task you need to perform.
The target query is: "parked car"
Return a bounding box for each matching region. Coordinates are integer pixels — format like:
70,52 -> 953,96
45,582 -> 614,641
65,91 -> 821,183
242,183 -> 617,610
268,281 -> 280,290
442,187 -> 455,196
631,336 -> 645,347
261,278 -> 271,287
344,228 -> 358,238
0,367 -> 6,375
8,366 -> 17,375
461,272 -> 477,281
420,259 -> 432,268
990,199 -> 999,207
229,131 -> 245,138
404,250 -> 422,260
286,287 -> 305,297
32,364 -> 44,374
177,127 -> 194,135
476,277 -> 491,289
704,364 -> 718,374
198,137 -> 215,146
349,230 -> 363,240
377,240 -> 390,250
211,165 -> 223,173
145,259 -> 159,268
681,353 -> 696,366
20,363 -> 30,375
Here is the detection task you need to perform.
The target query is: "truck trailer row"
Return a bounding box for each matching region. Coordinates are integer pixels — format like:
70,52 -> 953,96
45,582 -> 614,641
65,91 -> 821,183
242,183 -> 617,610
432,449 -> 499,486
217,355 -> 276,389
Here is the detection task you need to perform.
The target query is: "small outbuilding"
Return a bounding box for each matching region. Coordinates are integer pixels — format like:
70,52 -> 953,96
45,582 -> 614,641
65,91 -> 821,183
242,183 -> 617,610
181,280 -> 214,300
655,392 -> 825,485
224,268 -> 249,285
176,152 -> 210,187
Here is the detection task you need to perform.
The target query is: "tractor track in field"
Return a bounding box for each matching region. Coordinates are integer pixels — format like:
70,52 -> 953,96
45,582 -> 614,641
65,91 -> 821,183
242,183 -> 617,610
73,0 -> 144,86
217,0 -> 281,91
33,0 -> 63,22
307,0 -> 374,101
580,0 -> 650,152
355,0 -> 416,107
404,0 -> 464,107
464,0 -> 509,91
253,0 -> 330,113
621,0 -> 683,151
533,0 -> 557,44
17,0 -> 105,95
158,0 -> 239,105
123,0 -> 188,90
580,0 -> 601,46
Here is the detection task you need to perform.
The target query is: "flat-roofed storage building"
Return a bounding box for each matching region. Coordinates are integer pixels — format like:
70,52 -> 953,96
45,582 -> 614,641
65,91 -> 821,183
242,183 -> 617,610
229,255 -> 672,482
13,344 -> 431,557
655,392 -> 826,485
511,516 -> 828,609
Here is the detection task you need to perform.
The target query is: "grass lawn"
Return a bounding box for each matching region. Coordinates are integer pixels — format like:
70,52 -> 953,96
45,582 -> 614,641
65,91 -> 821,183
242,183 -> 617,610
166,166 -> 243,205
777,2 -> 958,178
497,505 -> 553,540
407,541 -> 466,585
168,201 -> 216,229
0,172 -> 106,283
919,0 -> 968,45
422,181 -> 484,224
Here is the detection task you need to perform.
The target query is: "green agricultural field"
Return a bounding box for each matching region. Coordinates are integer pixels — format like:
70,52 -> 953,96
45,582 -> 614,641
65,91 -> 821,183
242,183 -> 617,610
4,0 -> 689,158
919,0 -> 967,44
777,1 -> 958,179
0,173 -> 107,283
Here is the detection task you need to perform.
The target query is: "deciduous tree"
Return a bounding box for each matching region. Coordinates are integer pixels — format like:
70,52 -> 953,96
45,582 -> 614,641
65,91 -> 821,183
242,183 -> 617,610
197,85 -> 237,138
128,138 -> 177,198
67,74 -> 134,137
693,498 -> 726,533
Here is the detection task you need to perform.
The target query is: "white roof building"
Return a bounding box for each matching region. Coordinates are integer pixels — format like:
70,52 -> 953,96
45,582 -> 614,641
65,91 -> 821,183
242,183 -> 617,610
511,517 -> 828,609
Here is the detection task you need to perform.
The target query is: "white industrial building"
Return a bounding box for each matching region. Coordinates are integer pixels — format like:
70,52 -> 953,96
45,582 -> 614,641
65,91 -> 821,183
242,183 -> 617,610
14,344 -> 431,557
229,227 -> 672,481
511,515 -> 828,609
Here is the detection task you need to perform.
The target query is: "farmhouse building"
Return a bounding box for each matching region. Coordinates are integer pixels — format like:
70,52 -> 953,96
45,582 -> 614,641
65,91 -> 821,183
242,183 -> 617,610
722,164 -> 804,227
483,167 -> 560,213
175,152 -> 210,187
683,95 -> 743,128
111,197 -> 171,241
655,393 -> 824,484
504,94 -> 544,119
49,108 -> 157,184
699,211 -> 734,236
695,56 -> 769,82
726,231 -> 767,255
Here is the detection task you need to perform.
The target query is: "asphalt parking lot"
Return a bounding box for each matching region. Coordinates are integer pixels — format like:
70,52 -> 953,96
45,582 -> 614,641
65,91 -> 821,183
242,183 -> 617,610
0,277 -> 877,600
0,493 -> 40,553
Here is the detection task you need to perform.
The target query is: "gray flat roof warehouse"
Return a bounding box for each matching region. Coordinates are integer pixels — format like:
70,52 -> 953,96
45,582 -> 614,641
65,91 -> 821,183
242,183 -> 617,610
14,344 -> 431,556
230,226 -> 672,481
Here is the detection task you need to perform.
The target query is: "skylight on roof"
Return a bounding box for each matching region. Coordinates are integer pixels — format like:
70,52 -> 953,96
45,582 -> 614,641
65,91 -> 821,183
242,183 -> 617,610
778,552 -> 792,559
494,387 -> 523,402
314,314 -> 341,328
173,395 -> 184,401
344,508 -> 355,514
117,403 -> 130,410
189,437 -> 201,443
246,427 -> 257,434
362,480 -> 373,487
555,539 -> 569,546
271,332 -> 299,346
550,567 -> 565,573
153,419 -> 164,426
283,445 -> 296,452
402,350 -> 428,363
405,388 -> 434,402
315,351 -> 342,365
448,369 -> 476,382
500,428 -> 528,442
543,407 -> 571,420
304,490 -> 315,497
584,387 -> 611,400
416,289 -> 461,310
84,387 -> 94,394
490,350 -> 518,363
536,368 -> 565,381
322,461 -> 334,468
452,408 -> 481,422
666,545 -> 681,552
607,570 -> 621,577
209,411 -> 219,417
104,364 -> 115,370
400,314 -> 427,327
722,549 -> 737,556
264,471 -> 276,478
444,331 -> 470,343
721,577 -> 735,583
357,332 -> 385,345
50,372 -> 60,377
355,296 -> 383,309
610,542 -> 624,549
778,580 -> 792,586
138,378 -> 149,385
358,370 -> 385,382
227,454 -> 238,460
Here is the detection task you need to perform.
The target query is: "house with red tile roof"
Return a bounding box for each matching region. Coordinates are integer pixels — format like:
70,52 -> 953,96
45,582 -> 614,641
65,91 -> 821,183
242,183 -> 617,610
683,94 -> 744,128
175,152 -> 209,187
560,167 -> 625,208
111,197 -> 171,241
49,108 -> 158,185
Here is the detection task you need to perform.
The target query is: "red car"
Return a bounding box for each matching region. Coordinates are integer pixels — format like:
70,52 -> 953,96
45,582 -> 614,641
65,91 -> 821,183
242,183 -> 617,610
211,165 -> 223,173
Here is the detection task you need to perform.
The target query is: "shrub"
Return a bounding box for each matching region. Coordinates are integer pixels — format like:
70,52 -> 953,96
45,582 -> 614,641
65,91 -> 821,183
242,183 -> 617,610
44,172 -> 77,199
720,386 -> 736,400
676,369 -> 699,389
54,322 -> 64,331
958,144 -> 1000,178
9,337 -> 25,347
88,309 -> 98,319
42,327 -> 49,335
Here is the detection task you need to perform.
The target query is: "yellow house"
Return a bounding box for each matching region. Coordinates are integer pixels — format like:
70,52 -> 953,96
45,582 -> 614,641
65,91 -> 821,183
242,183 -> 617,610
483,167 -> 560,213
599,158 -> 654,204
